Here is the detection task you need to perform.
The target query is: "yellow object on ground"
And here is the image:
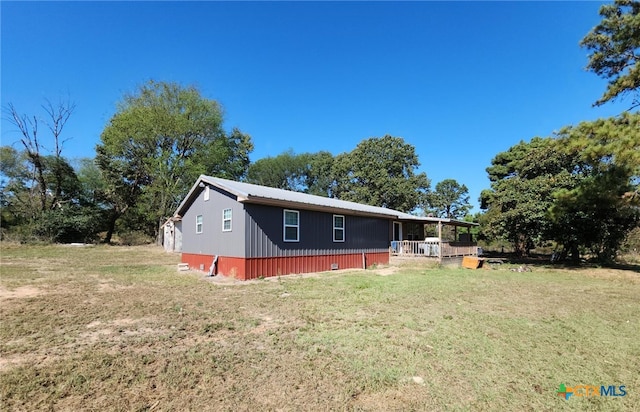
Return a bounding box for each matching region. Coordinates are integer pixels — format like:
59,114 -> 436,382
462,256 -> 483,269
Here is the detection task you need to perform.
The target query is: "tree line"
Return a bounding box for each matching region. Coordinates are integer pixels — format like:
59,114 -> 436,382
0,83 -> 467,245
1,1 -> 639,263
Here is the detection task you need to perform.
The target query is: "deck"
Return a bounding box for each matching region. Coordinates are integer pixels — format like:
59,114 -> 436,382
390,240 -> 478,260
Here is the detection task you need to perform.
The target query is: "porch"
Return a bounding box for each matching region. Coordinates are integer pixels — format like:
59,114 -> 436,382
390,240 -> 478,259
389,215 -> 479,261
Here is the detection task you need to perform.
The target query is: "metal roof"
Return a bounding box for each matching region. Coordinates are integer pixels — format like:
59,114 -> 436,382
175,175 -> 478,227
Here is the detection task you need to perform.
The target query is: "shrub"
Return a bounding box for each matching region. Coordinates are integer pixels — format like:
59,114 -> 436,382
118,231 -> 154,246
33,207 -> 102,243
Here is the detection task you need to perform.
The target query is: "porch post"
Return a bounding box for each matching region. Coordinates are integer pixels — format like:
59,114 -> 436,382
438,221 -> 442,260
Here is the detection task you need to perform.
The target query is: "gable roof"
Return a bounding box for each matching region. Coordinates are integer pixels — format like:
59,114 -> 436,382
175,175 -> 477,227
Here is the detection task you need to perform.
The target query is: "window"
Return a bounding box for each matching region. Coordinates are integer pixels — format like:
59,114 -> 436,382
222,208 -> 232,232
196,215 -> 203,234
203,186 -> 210,201
333,215 -> 345,242
283,210 -> 299,242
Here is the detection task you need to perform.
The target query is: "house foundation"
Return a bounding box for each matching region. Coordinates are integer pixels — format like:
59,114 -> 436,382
182,252 -> 389,280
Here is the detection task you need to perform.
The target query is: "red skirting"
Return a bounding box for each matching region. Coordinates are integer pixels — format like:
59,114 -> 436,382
181,252 -> 389,281
181,253 -> 246,278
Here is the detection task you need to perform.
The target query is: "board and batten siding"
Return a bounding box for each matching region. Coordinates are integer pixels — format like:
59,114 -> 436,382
244,203 -> 390,258
180,185 -> 246,257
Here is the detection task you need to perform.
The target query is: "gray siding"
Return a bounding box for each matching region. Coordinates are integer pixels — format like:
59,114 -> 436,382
244,203 -> 390,258
181,185 -> 246,257
175,221 -> 183,252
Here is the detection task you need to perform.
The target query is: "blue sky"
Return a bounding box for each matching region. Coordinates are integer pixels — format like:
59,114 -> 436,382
1,1 -> 630,211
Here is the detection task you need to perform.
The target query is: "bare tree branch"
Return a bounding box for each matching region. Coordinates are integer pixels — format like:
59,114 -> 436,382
5,103 -> 47,211
3,100 -> 76,212
42,98 -> 76,157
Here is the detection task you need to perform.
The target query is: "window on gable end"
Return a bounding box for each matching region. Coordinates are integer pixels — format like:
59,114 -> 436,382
222,208 -> 232,232
196,215 -> 203,234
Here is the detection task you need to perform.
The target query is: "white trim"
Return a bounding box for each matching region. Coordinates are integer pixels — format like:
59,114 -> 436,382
222,208 -> 232,232
203,186 -> 210,201
333,214 -> 345,242
283,209 -> 299,242
196,215 -> 203,234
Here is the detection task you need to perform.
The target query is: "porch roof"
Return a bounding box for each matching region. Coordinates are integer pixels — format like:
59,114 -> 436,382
394,213 -> 478,228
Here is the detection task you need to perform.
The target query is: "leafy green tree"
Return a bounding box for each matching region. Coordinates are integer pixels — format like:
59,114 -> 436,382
0,100 -> 103,242
549,113 -> 640,262
305,151 -> 335,197
247,150 -> 310,191
559,111 -> 640,204
481,137 -> 580,256
0,147 -> 103,242
33,205 -> 103,243
331,135 -> 430,212
550,166 -> 638,262
427,179 -> 471,219
76,158 -> 108,207
581,0 -> 640,108
482,114 -> 640,261
0,146 -> 35,227
247,150 -> 335,196
95,143 -> 145,243
96,80 -> 253,242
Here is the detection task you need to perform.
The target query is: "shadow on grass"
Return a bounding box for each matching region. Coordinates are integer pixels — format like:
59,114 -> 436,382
481,251 -> 640,273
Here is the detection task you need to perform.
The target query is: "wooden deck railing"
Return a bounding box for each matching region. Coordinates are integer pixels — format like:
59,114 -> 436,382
390,240 -> 478,258
440,241 -> 478,257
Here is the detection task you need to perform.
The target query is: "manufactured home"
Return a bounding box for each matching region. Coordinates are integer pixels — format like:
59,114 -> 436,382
173,176 -> 477,280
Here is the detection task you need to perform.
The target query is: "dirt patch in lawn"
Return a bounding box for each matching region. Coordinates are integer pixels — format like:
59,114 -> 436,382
371,266 -> 400,276
0,286 -> 46,301
0,352 -> 48,373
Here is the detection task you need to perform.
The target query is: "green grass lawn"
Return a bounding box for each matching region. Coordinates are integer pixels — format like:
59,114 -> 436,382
1,244 -> 638,411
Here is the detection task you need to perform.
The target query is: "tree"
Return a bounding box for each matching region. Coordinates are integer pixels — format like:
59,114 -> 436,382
246,150 -> 335,196
549,113 -> 640,262
0,100 -> 103,242
481,114 -> 640,261
481,137 -> 581,256
560,111 -> 640,204
0,146 -> 104,242
3,99 -> 76,212
550,166 -> 638,262
331,135 -> 430,212
0,146 -> 35,227
306,151 -> 335,197
426,179 -> 471,219
581,0 -> 640,108
247,150 -> 310,191
97,80 -> 253,243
